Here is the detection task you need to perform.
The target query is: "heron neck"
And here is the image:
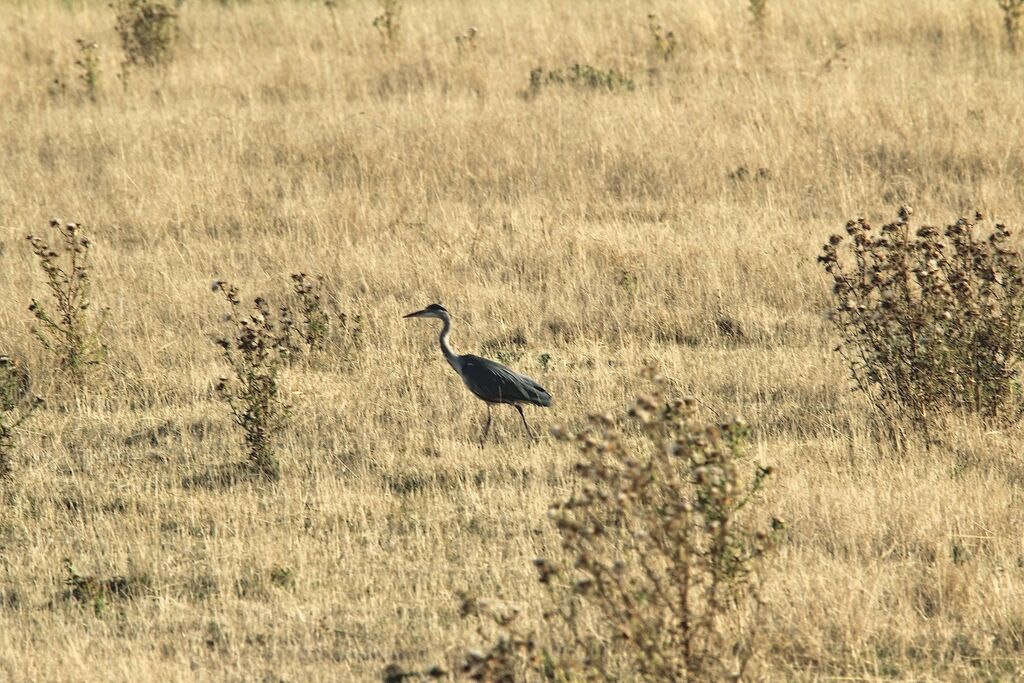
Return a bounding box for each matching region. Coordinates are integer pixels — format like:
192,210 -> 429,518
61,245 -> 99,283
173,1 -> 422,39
438,316 -> 459,369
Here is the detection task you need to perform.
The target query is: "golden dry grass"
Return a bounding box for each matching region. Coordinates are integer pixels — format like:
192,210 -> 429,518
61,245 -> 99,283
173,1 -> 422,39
2,0 -> 1024,680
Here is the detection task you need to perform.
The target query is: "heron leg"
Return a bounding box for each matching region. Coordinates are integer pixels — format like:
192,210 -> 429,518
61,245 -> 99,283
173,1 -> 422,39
480,404 -> 493,448
515,404 -> 536,442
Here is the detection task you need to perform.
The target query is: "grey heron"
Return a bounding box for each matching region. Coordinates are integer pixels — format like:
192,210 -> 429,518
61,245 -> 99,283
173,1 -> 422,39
403,304 -> 552,444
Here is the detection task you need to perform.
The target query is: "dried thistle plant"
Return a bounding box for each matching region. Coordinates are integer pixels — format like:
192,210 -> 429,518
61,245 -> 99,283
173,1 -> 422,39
74,39 -> 100,102
372,0 -> 402,49
288,272 -> 330,354
0,356 -> 42,479
1000,0 -> 1024,53
819,208 -> 1024,431
275,273 -> 361,366
26,220 -> 109,384
647,13 -> 678,63
445,367 -> 782,682
212,281 -> 292,481
455,26 -> 478,54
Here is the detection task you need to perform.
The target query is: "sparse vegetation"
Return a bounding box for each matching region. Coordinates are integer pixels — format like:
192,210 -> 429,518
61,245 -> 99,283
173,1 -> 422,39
2,2 -> 1024,680
114,0 -> 178,82
525,63 -> 635,99
287,272 -> 330,355
62,558 -> 152,616
74,39 -> 100,101
212,281 -> 291,481
372,0 -> 402,49
749,0 -> 769,34
820,208 -> 1024,431
444,369 -> 781,681
647,13 -> 678,63
0,356 -> 40,479
1000,0 -> 1024,52
26,220 -> 108,384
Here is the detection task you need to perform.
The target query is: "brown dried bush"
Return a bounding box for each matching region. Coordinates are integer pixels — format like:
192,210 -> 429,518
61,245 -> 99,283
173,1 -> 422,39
819,207 -> 1024,431
399,368 -> 782,682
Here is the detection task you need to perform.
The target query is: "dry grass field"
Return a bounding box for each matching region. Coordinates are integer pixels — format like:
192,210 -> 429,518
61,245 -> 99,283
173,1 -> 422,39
3,0 -> 1024,680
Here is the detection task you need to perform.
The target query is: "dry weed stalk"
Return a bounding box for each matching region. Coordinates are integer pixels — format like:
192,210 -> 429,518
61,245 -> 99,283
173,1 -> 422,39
26,220 -> 109,384
820,207 -> 1024,431
1000,0 -> 1024,52
373,0 -> 402,49
287,272 -> 330,354
647,13 -> 678,63
749,0 -> 769,34
212,281 -> 292,481
0,357 -> 41,479
74,39 -> 100,101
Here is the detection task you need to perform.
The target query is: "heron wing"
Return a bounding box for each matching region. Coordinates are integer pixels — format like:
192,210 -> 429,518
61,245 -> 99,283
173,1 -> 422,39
459,355 -> 553,407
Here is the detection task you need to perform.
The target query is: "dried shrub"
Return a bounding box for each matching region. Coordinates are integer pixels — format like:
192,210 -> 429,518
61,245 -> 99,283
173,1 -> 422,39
114,0 -> 178,81
26,220 -> 109,384
212,281 -> 291,481
62,558 -> 152,616
424,368 -> 782,682
524,64 -> 636,99
372,0 -> 401,49
286,273 -> 330,354
647,13 -> 678,63
455,26 -> 478,54
0,357 -> 41,479
74,39 -> 101,102
749,0 -> 768,34
278,273 -> 362,365
819,208 -> 1024,430
1000,0 -> 1024,53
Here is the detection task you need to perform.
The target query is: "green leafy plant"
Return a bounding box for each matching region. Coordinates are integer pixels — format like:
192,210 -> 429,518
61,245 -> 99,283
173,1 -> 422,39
26,220 -> 109,383
819,208 -> 1024,430
212,281 -> 291,481
403,368 -> 781,682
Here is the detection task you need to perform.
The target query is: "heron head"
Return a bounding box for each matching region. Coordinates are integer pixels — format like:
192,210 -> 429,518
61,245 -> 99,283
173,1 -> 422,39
403,303 -> 450,320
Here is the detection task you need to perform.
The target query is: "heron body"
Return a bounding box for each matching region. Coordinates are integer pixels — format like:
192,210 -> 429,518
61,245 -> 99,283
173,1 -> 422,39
404,303 -> 552,444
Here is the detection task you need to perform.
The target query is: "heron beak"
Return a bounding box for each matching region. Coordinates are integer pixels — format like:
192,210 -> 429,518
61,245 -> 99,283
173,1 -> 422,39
403,309 -> 425,319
